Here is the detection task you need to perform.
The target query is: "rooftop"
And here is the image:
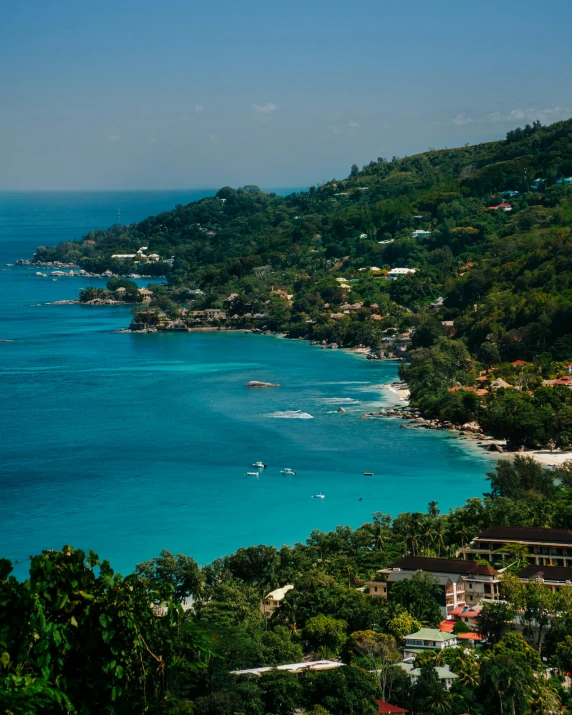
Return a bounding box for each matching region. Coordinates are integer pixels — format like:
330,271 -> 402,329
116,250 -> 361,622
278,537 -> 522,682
449,605 -> 482,618
438,620 -> 483,641
475,527 -> 572,545
376,701 -> 408,714
387,556 -> 497,577
404,628 -> 457,642
230,660 -> 343,676
411,665 -> 458,680
264,584 -> 294,601
517,565 -> 572,582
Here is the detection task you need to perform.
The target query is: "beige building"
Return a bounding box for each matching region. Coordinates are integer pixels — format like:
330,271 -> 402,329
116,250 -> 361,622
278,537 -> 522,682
365,556 -> 500,613
460,527 -> 572,568
260,584 -> 294,618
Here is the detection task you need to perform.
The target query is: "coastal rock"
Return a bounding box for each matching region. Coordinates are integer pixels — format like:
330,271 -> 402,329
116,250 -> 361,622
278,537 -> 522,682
462,421 -> 481,433
486,443 -> 504,452
246,381 -> 280,388
338,407 -> 346,413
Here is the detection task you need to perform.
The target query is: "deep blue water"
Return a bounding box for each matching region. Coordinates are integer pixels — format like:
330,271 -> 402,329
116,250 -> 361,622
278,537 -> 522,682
0,191 -> 493,577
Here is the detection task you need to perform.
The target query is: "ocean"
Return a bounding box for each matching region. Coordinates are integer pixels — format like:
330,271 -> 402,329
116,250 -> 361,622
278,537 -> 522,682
0,190 -> 493,577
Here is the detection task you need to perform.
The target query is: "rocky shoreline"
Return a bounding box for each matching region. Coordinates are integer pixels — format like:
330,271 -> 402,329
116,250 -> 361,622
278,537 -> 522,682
361,401 -> 506,450
15,259 -> 161,280
361,395 -> 572,466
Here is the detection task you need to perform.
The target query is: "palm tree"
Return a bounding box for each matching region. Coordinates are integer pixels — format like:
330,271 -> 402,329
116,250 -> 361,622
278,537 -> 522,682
528,682 -> 561,715
424,682 -> 453,715
456,657 -> 480,689
433,520 -> 446,557
410,512 -> 426,556
427,500 -> 440,517
455,523 -> 475,551
424,523 -> 437,556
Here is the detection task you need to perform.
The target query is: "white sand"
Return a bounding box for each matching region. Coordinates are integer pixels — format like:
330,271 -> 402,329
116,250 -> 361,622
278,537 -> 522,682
518,450 -> 572,467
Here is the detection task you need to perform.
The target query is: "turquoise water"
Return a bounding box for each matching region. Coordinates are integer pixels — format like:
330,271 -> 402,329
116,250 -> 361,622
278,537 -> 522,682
0,191 -> 493,576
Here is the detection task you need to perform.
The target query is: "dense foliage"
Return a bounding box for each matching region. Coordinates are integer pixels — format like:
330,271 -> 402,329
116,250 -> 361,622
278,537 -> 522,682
3,457 -> 572,713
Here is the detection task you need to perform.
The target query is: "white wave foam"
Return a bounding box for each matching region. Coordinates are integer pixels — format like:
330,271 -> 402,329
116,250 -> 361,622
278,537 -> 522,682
318,397 -> 360,404
267,410 -> 314,419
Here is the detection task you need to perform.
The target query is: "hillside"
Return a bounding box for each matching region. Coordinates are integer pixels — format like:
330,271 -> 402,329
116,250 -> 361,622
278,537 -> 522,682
37,118 -> 572,448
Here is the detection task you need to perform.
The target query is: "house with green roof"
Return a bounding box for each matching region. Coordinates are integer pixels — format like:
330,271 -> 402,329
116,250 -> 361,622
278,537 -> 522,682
398,662 -> 458,690
402,628 -> 457,658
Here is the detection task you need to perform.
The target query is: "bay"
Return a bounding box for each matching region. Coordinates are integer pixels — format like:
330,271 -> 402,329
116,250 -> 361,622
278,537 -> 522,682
0,191 -> 493,577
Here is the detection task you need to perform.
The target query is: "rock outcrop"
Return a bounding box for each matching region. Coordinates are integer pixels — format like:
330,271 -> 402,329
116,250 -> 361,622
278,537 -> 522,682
246,381 -> 280,388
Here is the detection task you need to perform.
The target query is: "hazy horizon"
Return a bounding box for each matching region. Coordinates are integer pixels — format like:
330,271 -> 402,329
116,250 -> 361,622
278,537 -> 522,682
2,0 -> 571,191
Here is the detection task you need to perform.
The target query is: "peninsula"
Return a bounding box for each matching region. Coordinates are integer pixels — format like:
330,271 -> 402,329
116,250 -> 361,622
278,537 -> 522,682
31,118 -> 572,450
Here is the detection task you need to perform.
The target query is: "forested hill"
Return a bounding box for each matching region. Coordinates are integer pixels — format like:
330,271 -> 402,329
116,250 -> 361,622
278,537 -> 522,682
38,118 -> 572,448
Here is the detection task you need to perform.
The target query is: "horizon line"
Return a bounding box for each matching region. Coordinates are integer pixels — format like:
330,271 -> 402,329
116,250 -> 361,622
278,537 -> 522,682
0,186 -> 310,193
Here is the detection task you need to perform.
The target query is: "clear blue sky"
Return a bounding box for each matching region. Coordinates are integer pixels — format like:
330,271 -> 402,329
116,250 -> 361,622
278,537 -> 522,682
1,0 -> 571,190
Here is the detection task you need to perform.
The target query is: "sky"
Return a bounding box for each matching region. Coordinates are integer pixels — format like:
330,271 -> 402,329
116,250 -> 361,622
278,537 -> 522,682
1,0 -> 571,190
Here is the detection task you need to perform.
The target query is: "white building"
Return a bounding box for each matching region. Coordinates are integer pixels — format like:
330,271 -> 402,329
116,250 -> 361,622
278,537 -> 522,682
231,660 -> 343,676
260,584 -> 294,618
388,268 -> 416,277
402,629 -> 457,658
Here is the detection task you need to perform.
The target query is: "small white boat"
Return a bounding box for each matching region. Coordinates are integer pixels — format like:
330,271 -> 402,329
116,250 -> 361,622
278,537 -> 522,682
281,468 -> 296,475
252,461 -> 265,468
312,493 -> 325,499
246,471 -> 260,477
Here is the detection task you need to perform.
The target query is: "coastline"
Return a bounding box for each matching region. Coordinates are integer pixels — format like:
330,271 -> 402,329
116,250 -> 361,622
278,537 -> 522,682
22,267 -> 572,471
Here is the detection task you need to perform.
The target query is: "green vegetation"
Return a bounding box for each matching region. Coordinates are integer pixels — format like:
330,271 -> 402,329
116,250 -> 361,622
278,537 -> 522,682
3,456 -> 572,713
38,117 -> 572,447
79,278 -> 144,303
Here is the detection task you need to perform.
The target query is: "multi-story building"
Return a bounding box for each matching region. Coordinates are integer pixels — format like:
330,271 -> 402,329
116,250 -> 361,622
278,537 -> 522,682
365,556 -> 500,613
516,564 -> 572,593
402,628 -> 457,658
460,527 -> 572,568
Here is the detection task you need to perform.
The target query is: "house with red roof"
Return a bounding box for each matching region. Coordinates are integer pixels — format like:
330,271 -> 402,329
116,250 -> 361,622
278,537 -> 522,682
376,701 -> 408,714
448,604 -> 482,623
438,619 -> 483,643
511,360 -> 528,366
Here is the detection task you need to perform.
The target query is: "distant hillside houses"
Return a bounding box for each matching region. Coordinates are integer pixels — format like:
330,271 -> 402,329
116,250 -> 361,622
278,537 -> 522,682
388,267 -> 416,277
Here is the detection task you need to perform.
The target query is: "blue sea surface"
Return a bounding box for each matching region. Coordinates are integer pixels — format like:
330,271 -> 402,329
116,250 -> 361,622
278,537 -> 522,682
0,191 -> 493,576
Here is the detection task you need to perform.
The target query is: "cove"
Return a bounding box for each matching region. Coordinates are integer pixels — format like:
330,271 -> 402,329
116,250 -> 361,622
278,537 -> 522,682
1,319 -> 493,576
0,191 -> 493,576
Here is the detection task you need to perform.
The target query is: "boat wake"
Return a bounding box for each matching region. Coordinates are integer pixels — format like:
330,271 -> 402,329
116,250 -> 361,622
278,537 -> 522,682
267,410 -> 314,419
